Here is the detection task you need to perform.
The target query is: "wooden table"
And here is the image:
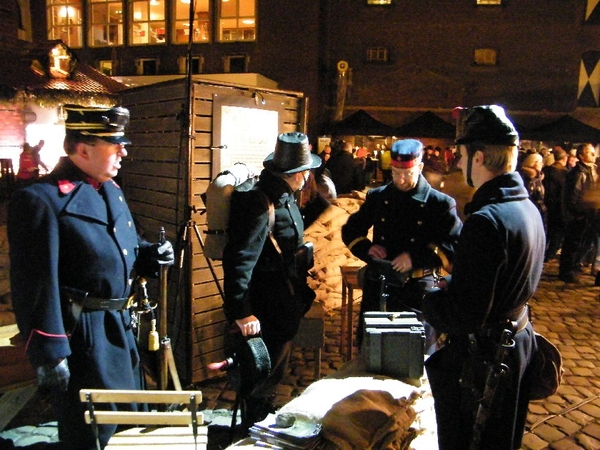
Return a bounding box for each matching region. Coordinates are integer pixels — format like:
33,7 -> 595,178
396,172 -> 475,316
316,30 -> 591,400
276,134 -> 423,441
340,265 -> 364,361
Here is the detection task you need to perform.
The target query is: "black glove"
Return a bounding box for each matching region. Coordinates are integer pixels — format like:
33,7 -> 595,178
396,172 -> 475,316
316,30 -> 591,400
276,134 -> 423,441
151,240 -> 175,266
36,359 -> 70,393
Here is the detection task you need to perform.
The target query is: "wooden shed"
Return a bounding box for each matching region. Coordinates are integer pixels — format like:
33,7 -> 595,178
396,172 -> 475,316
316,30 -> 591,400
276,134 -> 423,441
119,77 -> 306,386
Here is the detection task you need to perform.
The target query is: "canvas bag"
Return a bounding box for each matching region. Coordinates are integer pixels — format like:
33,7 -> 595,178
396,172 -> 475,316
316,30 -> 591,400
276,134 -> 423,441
529,333 -> 563,400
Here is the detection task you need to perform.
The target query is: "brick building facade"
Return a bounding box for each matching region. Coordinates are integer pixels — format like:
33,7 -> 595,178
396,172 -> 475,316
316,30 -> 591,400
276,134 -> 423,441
23,0 -> 600,139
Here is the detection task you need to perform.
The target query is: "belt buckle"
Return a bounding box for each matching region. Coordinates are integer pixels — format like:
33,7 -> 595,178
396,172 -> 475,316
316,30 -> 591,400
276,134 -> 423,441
98,299 -> 112,310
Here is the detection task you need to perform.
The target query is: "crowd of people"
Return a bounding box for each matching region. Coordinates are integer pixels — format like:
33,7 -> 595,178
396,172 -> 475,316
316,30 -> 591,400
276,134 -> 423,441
6,101 -> 595,450
514,143 -> 600,284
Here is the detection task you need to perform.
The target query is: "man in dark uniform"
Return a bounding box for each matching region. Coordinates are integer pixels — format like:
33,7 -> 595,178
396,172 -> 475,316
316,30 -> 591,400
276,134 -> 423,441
8,105 -> 174,449
341,139 -> 462,347
422,105 -> 545,450
222,132 -> 321,426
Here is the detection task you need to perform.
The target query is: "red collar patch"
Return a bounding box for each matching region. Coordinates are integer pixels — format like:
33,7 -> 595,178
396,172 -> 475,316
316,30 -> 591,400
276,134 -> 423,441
58,180 -> 77,194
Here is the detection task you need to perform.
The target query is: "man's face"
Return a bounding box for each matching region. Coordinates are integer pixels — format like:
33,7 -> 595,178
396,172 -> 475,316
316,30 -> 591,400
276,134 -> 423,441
457,145 -> 469,179
83,140 -> 127,183
579,144 -> 596,164
391,161 -> 422,192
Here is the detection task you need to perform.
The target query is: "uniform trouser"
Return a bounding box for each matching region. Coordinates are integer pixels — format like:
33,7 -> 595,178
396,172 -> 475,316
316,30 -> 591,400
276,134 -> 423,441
250,339 -> 293,400
425,324 -> 536,450
54,388 -> 116,450
544,214 -> 565,261
559,218 -> 594,276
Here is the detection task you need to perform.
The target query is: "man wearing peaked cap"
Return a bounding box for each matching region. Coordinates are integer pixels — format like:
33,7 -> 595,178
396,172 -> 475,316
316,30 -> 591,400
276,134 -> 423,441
222,132 -> 320,427
7,104 -> 174,449
342,138 -> 462,350
422,105 -> 545,450
64,104 -> 132,144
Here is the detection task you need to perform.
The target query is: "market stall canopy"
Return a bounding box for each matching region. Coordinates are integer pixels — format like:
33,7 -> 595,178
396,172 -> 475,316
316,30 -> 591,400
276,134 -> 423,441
0,40 -> 127,105
395,111 -> 455,139
526,115 -> 600,143
327,109 -> 398,137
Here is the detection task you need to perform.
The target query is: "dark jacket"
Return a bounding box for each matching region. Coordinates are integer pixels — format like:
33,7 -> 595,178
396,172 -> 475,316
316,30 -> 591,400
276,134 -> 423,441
8,157 -> 156,448
342,175 -> 461,269
518,166 -> 547,225
325,148 -> 365,194
562,160 -> 598,223
423,172 -> 545,450
542,162 -> 567,223
223,169 -> 313,342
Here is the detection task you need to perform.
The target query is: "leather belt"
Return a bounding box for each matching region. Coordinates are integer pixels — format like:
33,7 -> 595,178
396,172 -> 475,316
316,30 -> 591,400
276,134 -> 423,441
481,304 -> 530,338
81,296 -> 131,311
61,286 -> 132,311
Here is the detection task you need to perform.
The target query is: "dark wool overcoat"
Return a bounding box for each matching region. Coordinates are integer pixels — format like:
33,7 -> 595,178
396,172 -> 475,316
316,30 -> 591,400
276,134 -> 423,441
8,157 -> 157,449
223,169 -> 313,344
423,172 -> 546,450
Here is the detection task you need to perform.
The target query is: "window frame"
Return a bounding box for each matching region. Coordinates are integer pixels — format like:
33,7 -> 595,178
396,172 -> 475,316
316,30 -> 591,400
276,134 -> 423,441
218,0 -> 256,43
473,48 -> 498,66
476,0 -> 502,5
46,0 -> 84,48
173,0 -> 211,44
130,0 -> 166,45
135,57 -> 159,74
89,0 -> 124,47
366,46 -> 390,64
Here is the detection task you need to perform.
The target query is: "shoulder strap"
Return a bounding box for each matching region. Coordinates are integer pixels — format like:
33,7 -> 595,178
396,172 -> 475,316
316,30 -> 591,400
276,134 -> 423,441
267,202 -> 283,255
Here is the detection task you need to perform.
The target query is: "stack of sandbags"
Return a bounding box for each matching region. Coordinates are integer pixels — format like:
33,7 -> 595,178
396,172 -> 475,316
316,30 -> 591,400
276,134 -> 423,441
304,192 -> 368,311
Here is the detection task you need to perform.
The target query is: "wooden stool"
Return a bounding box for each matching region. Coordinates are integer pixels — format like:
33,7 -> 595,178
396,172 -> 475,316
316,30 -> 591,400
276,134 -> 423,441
340,265 -> 364,361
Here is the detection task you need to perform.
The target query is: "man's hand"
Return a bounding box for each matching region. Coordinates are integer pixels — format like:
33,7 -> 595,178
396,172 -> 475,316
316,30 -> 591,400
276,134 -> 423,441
367,244 -> 387,260
391,251 -> 413,273
151,240 -> 175,265
36,359 -> 70,394
236,315 -> 261,337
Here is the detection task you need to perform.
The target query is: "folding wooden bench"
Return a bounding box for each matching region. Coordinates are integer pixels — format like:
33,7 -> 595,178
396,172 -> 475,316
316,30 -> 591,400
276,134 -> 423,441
79,389 -> 207,449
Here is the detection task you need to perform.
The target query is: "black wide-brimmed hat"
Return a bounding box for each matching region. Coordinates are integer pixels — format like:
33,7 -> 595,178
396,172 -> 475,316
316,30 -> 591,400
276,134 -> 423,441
64,104 -> 131,145
454,105 -> 519,146
263,132 -> 321,174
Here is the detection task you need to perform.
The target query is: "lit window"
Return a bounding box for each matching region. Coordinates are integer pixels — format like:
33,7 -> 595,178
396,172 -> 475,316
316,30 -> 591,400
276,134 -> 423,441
99,60 -> 114,75
219,0 -> 255,42
474,48 -> 498,66
131,0 -> 166,45
47,0 -> 83,47
174,0 -> 210,44
90,0 -> 124,47
476,0 -> 502,4
367,0 -> 392,4
366,47 -> 389,63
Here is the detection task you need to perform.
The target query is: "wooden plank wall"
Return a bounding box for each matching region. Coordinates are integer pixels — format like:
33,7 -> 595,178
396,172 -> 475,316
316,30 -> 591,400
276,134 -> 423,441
121,78 -> 305,385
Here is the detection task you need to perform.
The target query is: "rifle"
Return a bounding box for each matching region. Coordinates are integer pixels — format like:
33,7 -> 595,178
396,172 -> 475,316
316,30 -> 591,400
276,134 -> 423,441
469,327 -> 515,450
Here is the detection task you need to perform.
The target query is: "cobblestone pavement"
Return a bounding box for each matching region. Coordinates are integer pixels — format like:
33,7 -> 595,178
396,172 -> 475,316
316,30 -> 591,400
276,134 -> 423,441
2,260 -> 600,450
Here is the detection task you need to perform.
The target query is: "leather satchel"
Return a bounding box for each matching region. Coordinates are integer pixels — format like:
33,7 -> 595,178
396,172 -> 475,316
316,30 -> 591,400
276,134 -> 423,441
529,333 -> 563,400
